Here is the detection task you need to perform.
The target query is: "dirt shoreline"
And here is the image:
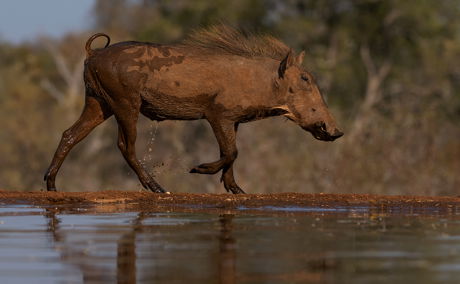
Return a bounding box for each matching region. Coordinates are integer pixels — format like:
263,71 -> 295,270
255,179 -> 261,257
1,190 -> 460,214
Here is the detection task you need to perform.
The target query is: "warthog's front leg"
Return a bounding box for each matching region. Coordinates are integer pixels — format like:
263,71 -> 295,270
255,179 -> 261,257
220,166 -> 244,194
190,118 -> 245,194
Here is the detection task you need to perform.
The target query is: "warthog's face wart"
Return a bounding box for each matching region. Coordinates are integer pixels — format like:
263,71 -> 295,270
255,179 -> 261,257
276,51 -> 343,141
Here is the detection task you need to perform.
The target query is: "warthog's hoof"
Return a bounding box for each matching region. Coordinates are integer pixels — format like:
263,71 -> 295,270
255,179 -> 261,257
189,164 -> 220,175
226,186 -> 245,194
145,181 -> 166,193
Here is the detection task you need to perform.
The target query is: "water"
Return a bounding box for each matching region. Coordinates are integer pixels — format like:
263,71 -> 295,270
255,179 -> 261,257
0,204 -> 460,283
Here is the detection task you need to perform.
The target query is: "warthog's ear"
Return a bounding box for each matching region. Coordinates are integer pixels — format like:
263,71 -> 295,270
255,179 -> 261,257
297,50 -> 305,65
278,49 -> 296,79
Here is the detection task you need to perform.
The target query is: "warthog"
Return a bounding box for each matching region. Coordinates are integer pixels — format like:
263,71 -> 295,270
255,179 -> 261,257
44,25 -> 343,194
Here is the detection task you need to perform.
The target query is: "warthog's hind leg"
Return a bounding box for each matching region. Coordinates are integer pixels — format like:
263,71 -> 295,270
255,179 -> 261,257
44,95 -> 112,191
190,119 -> 245,194
116,124 -> 165,193
114,99 -> 165,193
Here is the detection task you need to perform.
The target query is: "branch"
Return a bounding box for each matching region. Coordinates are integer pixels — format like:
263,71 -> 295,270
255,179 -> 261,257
67,55 -> 86,100
40,39 -> 86,104
360,45 -> 376,76
360,44 -> 392,111
384,9 -> 401,27
43,41 -> 75,87
347,45 -> 392,142
40,79 -> 64,102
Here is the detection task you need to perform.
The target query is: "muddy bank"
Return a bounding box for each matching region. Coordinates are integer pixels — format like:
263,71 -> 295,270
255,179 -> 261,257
1,190 -> 460,214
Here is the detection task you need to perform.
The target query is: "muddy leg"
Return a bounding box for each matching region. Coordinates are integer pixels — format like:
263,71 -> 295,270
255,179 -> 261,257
221,166 -> 245,194
44,96 -> 112,191
190,119 -> 244,194
221,124 -> 244,194
116,115 -> 165,193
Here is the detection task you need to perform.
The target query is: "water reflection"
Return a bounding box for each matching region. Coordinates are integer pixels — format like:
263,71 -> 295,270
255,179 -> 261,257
1,205 -> 460,283
43,210 -> 239,283
218,214 -> 236,284
45,207 -> 61,242
45,208 -> 116,283
116,212 -> 145,284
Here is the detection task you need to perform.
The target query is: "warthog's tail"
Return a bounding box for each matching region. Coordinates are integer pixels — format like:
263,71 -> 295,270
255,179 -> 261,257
85,33 -> 111,57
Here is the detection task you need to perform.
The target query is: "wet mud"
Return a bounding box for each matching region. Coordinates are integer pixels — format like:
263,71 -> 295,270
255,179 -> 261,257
1,190 -> 459,214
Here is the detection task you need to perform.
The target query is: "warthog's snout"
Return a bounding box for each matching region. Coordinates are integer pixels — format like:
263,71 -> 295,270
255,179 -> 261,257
304,122 -> 344,141
330,129 -> 344,140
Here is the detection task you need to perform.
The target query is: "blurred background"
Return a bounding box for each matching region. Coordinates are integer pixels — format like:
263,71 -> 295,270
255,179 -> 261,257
0,0 -> 459,195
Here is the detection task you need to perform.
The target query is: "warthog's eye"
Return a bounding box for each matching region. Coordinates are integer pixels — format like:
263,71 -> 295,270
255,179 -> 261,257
301,74 -> 309,83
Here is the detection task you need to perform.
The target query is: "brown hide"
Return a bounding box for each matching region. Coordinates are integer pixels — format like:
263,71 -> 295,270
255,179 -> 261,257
88,42 -> 283,122
45,27 -> 342,194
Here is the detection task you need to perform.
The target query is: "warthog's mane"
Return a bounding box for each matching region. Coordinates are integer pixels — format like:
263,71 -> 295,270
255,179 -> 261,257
180,25 -> 291,61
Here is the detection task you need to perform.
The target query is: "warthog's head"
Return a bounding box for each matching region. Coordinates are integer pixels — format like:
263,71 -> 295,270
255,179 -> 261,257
274,50 -> 343,141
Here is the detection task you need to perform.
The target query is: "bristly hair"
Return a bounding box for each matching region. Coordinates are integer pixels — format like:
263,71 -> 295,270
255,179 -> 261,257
180,24 -> 291,61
